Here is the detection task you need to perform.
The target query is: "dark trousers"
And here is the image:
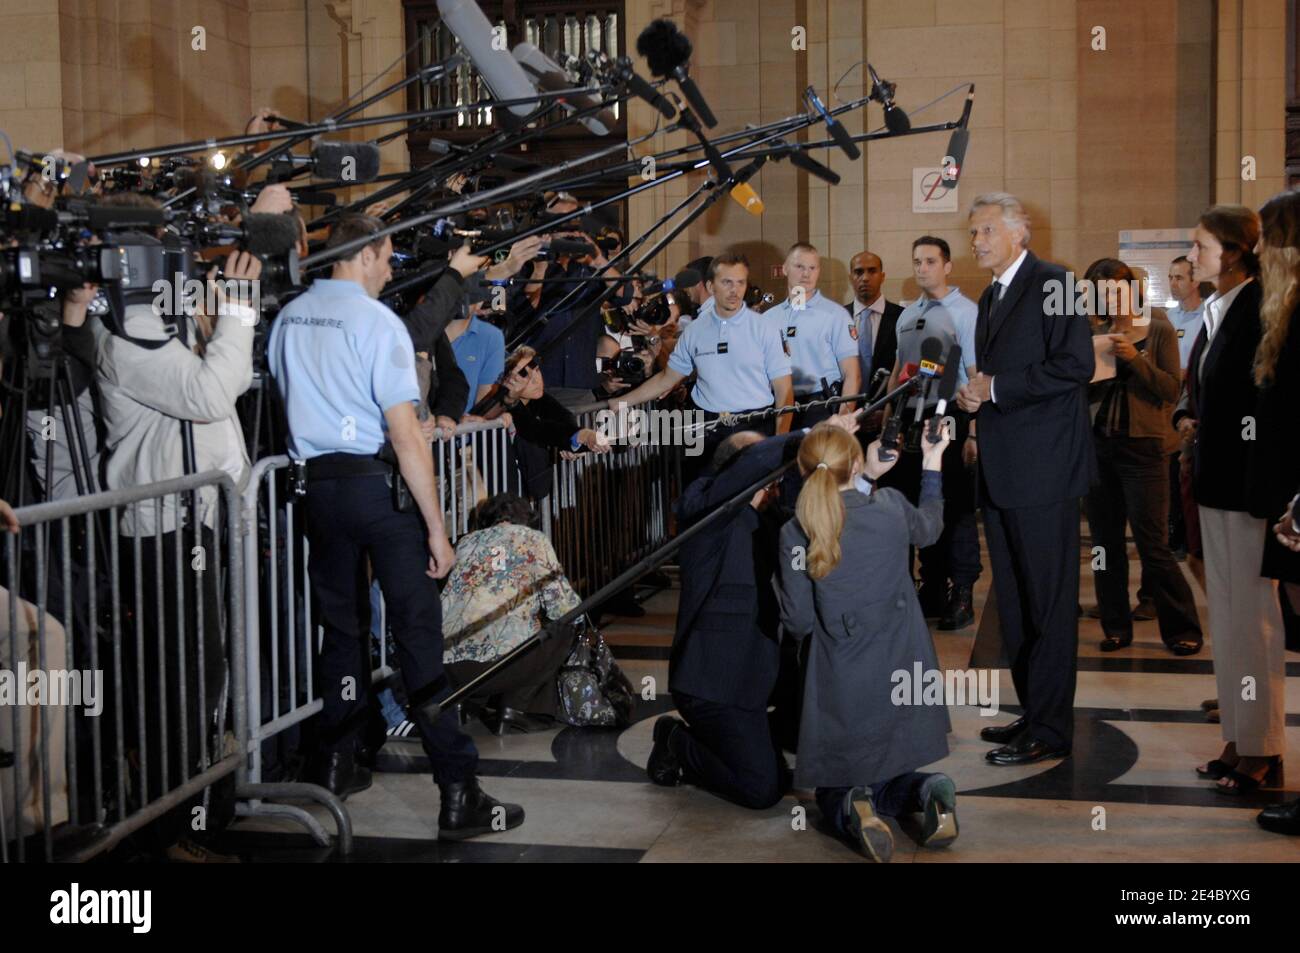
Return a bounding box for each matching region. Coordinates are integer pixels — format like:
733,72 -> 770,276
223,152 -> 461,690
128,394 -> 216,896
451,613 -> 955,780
119,527 -> 229,849
981,498 -> 1081,748
445,628 -> 574,718
1085,436 -> 1203,646
1167,451 -> 1186,551
881,412 -> 982,588
304,475 -> 477,785
672,691 -> 784,810
816,773 -> 932,833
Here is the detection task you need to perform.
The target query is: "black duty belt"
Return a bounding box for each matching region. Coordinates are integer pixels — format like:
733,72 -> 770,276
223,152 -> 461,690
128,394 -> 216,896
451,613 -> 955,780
301,453 -> 392,481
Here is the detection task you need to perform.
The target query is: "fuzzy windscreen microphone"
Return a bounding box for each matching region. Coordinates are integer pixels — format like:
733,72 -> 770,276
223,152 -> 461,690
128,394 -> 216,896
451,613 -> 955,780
242,212 -> 302,256
636,19 -> 717,127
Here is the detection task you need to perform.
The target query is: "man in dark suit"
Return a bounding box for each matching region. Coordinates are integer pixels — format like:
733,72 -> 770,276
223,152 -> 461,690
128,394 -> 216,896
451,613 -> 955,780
955,193 -> 1094,766
846,251 -> 903,409
646,420 -> 852,807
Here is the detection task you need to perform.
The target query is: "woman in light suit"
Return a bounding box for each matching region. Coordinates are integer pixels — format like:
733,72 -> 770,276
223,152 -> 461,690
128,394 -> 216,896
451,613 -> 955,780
776,420 -> 958,862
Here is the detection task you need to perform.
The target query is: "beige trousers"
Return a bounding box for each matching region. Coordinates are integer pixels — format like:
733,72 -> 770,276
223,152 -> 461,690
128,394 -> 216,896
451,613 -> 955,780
1198,506 -> 1288,757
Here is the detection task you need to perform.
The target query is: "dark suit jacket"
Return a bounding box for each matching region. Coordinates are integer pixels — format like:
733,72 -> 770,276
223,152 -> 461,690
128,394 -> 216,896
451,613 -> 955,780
1172,280 -> 1264,513
846,299 -> 902,386
669,432 -> 800,711
974,251 -> 1095,509
1250,301 -> 1300,522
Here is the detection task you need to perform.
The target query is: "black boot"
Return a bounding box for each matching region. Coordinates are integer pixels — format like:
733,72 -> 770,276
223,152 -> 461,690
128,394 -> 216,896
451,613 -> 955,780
437,777 -> 525,841
938,584 -> 975,630
316,751 -> 372,800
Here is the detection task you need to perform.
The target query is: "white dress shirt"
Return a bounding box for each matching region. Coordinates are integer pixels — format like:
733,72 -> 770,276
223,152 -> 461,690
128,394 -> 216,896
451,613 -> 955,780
1197,278 -> 1252,382
986,248 -> 1030,404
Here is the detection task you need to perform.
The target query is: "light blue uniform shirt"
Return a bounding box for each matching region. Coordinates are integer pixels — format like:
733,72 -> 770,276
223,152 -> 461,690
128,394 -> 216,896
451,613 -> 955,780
894,287 -> 979,409
765,289 -> 859,395
1166,301 -> 1204,371
450,315 -> 506,415
668,303 -> 792,412
267,278 -> 419,460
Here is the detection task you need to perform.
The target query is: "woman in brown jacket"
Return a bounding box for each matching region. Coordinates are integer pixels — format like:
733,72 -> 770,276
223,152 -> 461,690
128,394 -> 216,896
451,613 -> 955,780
1083,258 -> 1203,654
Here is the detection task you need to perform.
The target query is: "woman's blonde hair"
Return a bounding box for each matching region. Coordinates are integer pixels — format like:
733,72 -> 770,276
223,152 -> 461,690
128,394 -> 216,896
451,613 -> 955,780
1255,190 -> 1300,387
795,425 -> 862,580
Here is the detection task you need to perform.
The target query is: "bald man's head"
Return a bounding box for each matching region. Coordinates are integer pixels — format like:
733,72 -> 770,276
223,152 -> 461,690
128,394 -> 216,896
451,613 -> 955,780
711,430 -> 765,472
850,251 -> 885,305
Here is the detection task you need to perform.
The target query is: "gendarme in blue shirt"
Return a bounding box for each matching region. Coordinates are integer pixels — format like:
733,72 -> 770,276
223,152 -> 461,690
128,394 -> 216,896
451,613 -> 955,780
450,315 -> 505,414
668,303 -> 791,412
764,288 -> 858,395
267,278 -> 419,460
1166,301 -> 1204,371
895,286 -> 979,410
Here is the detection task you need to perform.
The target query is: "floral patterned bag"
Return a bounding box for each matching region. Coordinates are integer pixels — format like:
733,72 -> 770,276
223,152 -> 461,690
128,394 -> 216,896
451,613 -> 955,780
556,616 -> 636,728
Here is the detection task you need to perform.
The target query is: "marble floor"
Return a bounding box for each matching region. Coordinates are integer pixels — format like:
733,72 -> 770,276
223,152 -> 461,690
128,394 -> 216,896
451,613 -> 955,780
221,528 -> 1300,863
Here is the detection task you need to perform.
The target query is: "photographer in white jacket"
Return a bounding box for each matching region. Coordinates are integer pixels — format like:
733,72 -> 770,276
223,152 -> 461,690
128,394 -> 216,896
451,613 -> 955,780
94,237 -> 263,863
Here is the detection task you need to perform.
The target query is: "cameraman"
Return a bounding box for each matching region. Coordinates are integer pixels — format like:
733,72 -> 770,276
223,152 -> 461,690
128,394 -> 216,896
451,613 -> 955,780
95,192 -> 261,861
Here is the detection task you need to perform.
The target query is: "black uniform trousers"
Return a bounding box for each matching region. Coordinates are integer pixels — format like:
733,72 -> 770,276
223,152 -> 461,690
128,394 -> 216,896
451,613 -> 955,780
981,497 -> 1081,749
303,474 -> 477,785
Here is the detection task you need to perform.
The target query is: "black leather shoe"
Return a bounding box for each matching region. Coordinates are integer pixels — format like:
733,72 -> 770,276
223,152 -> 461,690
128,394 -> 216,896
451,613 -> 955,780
1256,798 -> 1300,835
647,716 -> 684,786
317,752 -> 372,800
986,734 -> 1070,765
938,585 -> 974,630
979,716 -> 1026,744
1167,639 -> 1201,656
437,777 -> 525,840
1099,635 -> 1133,652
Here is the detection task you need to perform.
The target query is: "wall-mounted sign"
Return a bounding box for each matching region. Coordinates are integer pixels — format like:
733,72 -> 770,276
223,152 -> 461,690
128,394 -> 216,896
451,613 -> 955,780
912,168 -> 958,213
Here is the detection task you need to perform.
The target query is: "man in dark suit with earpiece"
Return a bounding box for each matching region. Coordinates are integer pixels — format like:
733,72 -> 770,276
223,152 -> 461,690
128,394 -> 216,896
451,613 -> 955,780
955,192 -> 1094,766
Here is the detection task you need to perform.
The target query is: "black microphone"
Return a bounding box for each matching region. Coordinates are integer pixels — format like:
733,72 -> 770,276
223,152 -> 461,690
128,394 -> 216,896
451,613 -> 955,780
784,144 -> 841,185
243,213 -> 303,256
614,56 -> 676,119
913,336 -> 946,431
804,86 -> 860,161
928,343 -> 963,443
637,18 -> 717,128
676,107 -> 733,182
939,86 -> 974,189
868,64 -> 911,134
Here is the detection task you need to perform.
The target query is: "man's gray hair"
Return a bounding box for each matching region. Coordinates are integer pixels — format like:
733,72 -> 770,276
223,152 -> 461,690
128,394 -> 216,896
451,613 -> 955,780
969,192 -> 1031,247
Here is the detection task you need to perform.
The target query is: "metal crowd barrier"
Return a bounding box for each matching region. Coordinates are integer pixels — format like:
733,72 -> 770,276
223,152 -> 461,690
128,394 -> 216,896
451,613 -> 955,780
1,471 -> 245,863
3,409 -> 682,861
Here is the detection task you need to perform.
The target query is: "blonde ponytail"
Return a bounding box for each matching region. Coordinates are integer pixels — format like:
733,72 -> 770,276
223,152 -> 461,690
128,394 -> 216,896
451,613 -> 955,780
796,425 -> 862,580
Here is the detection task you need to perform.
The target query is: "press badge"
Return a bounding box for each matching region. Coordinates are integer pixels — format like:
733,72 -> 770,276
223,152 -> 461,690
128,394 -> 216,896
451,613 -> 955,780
717,341 -> 729,354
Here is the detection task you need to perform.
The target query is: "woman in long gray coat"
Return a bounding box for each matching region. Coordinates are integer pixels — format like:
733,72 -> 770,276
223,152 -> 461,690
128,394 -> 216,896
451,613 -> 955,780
776,422 -> 958,862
